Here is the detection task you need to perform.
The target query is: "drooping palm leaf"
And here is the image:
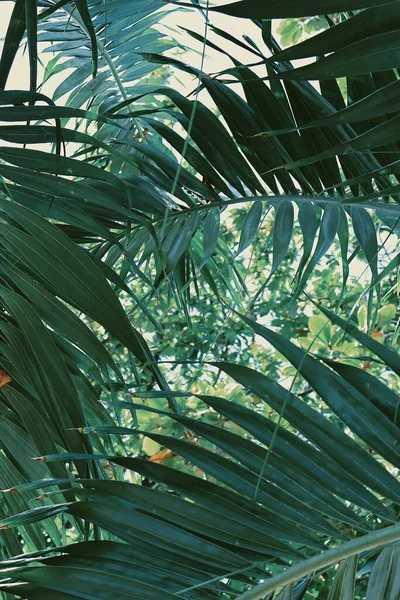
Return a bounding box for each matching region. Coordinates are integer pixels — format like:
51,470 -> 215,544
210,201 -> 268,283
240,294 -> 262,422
0,312 -> 400,598
3,0 -> 400,317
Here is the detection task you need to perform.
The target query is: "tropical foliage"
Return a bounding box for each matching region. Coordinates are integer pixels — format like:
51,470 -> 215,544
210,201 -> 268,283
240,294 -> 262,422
0,0 -> 399,598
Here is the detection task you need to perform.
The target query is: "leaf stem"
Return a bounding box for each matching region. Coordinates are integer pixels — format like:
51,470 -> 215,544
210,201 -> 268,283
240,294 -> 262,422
152,194 -> 400,224
236,524 -> 400,600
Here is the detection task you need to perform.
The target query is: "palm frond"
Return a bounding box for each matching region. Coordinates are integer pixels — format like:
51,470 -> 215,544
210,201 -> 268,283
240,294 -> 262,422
0,312 -> 399,597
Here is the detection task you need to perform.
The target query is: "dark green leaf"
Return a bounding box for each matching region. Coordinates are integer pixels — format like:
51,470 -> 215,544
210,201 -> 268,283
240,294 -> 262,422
271,200 -> 294,274
209,0 -> 397,18
237,201 -> 262,255
0,0 -> 26,89
366,544 -> 400,600
327,556 -> 357,600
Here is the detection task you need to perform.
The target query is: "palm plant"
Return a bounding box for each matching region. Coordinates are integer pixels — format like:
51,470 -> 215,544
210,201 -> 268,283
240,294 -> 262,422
0,0 -> 399,598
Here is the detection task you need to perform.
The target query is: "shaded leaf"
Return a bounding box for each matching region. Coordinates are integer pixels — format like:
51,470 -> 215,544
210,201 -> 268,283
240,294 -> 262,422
237,201 -> 263,255
366,544 -> 400,600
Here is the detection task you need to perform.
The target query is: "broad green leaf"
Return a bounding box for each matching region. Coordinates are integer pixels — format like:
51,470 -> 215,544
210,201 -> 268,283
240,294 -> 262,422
327,556 -> 357,600
271,200 -> 294,274
308,314 -> 331,344
0,0 -> 26,89
25,0 -> 38,92
159,214 -> 202,273
58,539 -> 234,594
237,201 -> 262,255
298,204 -> 339,291
351,206 -> 378,282
337,207 -> 349,298
142,437 -> 161,457
296,201 -> 317,283
275,583 -> 295,600
378,304 -> 397,328
208,0 -> 398,18
73,0 -> 98,78
366,544 -> 400,600
202,208 -> 220,263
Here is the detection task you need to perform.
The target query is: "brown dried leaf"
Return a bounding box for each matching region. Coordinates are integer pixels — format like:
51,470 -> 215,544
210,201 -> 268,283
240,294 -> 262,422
149,448 -> 173,463
0,369 -> 12,389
